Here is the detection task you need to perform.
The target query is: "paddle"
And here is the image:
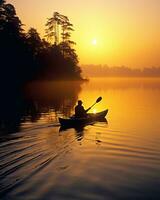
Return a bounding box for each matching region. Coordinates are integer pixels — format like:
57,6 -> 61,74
85,96 -> 102,113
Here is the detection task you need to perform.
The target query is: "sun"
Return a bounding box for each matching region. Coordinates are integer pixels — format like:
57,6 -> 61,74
92,39 -> 97,45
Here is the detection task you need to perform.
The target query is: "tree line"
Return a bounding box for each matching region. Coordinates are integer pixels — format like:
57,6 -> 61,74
82,65 -> 160,77
0,0 -> 82,90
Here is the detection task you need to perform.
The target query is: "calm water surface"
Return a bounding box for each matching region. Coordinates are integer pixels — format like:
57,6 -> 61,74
0,78 -> 160,200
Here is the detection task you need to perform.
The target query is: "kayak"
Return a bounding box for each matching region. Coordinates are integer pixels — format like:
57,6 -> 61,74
59,109 -> 108,127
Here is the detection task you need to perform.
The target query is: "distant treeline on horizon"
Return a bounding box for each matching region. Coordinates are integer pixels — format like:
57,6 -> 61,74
82,65 -> 160,77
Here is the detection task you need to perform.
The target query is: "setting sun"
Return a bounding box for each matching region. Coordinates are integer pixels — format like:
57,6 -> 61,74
92,39 -> 97,45
8,0 -> 160,68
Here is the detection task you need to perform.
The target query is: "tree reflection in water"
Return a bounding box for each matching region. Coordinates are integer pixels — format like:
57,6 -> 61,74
0,81 -> 82,134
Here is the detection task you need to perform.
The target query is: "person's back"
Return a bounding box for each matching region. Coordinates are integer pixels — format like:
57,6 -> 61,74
75,100 -> 87,118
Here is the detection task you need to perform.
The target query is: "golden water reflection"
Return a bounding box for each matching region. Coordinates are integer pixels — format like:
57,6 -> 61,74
78,77 -> 160,132
1,78 -> 160,199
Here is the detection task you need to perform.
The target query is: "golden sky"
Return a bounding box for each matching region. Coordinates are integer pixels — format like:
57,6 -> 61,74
8,0 -> 160,68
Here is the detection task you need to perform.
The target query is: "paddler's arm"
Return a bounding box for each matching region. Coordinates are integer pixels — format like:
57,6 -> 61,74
85,107 -> 91,113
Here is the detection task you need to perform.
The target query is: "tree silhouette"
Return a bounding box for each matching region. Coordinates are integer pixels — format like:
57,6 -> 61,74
45,12 -> 61,44
26,28 -> 43,56
0,1 -> 83,86
45,12 -> 75,46
44,11 -> 82,80
0,1 -> 83,133
0,2 -> 23,37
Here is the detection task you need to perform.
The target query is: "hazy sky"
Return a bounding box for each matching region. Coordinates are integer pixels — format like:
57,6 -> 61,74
8,0 -> 160,68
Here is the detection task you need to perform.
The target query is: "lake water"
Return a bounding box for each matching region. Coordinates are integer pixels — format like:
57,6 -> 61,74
0,78 -> 160,200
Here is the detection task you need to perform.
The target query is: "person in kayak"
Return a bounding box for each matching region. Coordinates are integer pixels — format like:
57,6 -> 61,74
75,100 -> 91,118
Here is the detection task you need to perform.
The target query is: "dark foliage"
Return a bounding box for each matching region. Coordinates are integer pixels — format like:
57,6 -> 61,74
0,1 -> 83,133
0,1 -> 82,90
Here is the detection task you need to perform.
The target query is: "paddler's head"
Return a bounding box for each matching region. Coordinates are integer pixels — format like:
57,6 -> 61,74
78,100 -> 83,105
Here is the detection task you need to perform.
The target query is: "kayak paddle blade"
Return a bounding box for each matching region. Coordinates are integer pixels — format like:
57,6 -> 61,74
96,96 -> 102,103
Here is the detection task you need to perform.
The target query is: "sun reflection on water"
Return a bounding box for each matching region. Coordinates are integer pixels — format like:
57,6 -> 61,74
93,109 -> 97,114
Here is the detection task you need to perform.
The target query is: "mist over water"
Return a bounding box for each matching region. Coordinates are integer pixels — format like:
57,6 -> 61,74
0,78 -> 160,200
